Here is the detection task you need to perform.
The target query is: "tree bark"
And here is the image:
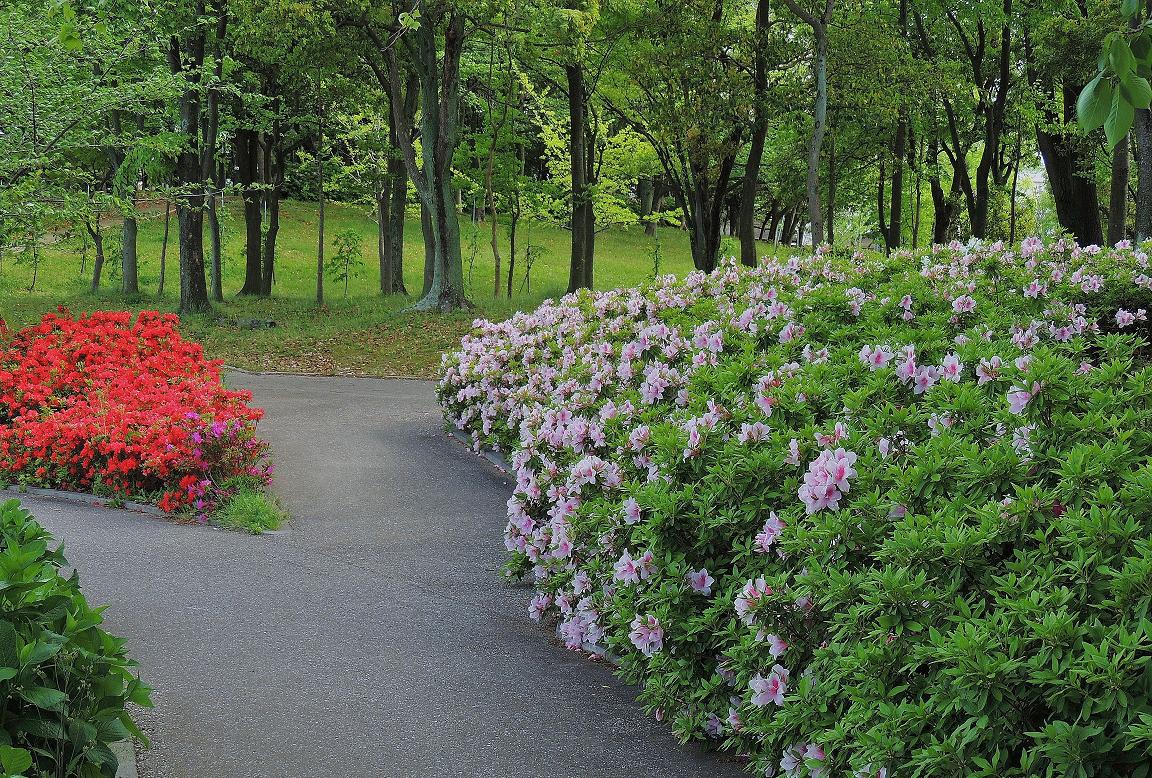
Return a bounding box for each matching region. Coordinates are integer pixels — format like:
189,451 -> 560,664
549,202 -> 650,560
316,66 -> 325,308
159,200 -> 171,296
260,103 -> 283,296
1035,89 -> 1103,246
780,0 -> 834,248
738,0 -> 771,267
1136,107 -> 1152,241
382,13 -> 468,310
236,128 -> 263,294
1108,135 -> 1130,246
167,1 -> 212,315
121,208 -> 139,295
566,62 -> 591,293
87,219 -> 105,293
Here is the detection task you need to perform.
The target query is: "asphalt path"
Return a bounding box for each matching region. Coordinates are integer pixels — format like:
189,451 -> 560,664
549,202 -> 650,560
23,373 -> 744,778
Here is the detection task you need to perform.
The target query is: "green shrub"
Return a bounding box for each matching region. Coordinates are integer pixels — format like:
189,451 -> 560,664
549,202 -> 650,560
441,239 -> 1152,776
0,499 -> 151,778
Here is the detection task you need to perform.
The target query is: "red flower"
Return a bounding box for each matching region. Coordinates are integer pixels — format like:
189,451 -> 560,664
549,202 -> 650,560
0,311 -> 271,514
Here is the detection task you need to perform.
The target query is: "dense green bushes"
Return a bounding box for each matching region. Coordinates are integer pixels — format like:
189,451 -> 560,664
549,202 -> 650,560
0,499 -> 150,778
441,239 -> 1152,776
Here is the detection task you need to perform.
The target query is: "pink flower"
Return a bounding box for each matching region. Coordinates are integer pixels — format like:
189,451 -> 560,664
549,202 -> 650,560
687,568 -> 715,595
622,497 -> 642,525
750,664 -> 789,706
952,295 -> 976,314
877,437 -> 892,458
976,356 -> 1002,385
755,512 -> 786,552
613,551 -> 640,584
1007,382 -> 1039,415
912,366 -> 939,394
939,353 -> 963,382
785,438 -> 801,466
763,633 -> 788,657
738,421 -> 771,444
735,577 -> 771,624
628,614 -> 664,656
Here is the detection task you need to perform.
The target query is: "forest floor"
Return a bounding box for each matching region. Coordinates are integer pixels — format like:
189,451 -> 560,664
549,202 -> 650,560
1,199 -> 780,377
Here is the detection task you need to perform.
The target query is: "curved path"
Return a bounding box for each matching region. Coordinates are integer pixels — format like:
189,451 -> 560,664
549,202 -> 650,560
22,374 -> 744,778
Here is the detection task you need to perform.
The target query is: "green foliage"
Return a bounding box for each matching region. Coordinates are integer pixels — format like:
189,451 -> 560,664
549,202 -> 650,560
442,238 -> 1152,776
324,230 -> 364,298
1078,4 -> 1152,147
211,487 -> 285,534
0,499 -> 151,778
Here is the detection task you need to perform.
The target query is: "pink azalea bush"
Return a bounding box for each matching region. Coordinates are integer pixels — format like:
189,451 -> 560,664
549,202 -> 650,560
439,239 -> 1152,776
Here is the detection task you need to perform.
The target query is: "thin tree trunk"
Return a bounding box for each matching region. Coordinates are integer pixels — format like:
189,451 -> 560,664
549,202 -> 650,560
159,200 -> 171,296
236,128 -> 263,294
781,0 -> 834,248
316,65 -> 325,307
208,182 -> 223,301
121,207 -> 139,294
260,110 -> 283,296
1110,134 -> 1131,245
88,219 -> 105,293
566,62 -> 590,293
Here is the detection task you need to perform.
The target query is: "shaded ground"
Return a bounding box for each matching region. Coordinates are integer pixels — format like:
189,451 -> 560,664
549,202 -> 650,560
24,374 -> 745,778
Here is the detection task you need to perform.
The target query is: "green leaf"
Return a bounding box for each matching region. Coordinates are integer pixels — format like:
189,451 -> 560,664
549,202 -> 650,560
1107,88 -> 1136,148
19,686 -> 66,711
1078,75 -> 1114,131
1112,38 -> 1138,78
0,746 -> 31,775
1121,74 -> 1152,109
1123,0 -> 1141,18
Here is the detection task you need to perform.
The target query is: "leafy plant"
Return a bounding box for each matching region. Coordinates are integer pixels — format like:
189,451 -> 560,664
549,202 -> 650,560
440,237 -> 1152,776
0,499 -> 152,778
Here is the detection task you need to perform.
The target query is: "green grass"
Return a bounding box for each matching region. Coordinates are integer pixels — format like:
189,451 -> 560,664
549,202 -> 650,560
211,488 -> 287,534
0,199 -> 776,376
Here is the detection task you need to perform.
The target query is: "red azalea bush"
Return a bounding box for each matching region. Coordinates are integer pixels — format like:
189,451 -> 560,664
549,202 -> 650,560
0,310 -> 271,516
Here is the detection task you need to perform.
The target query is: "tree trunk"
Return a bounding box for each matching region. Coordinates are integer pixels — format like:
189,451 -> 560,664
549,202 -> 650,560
88,219 -> 106,293
1108,135 -> 1130,246
159,201 -> 171,296
387,162 -> 408,294
208,190 -> 223,301
887,118 -> 906,251
237,128 -> 262,294
316,71 -> 325,308
382,13 -> 468,311
826,134 -> 837,246
121,209 -> 139,294
778,0 -> 834,248
420,200 -> 435,296
566,62 -> 591,293
1036,91 -> 1103,246
738,0 -> 770,267
1136,107 -> 1152,241
168,2 -> 212,315
176,197 -> 209,313
259,110 -> 283,296
781,209 -> 797,246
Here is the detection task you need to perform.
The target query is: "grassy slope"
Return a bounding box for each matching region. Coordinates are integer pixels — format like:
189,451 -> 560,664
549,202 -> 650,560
0,199 -> 776,377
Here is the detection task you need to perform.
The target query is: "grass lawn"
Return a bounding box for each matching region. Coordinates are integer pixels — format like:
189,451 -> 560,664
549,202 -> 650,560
0,199 -> 778,377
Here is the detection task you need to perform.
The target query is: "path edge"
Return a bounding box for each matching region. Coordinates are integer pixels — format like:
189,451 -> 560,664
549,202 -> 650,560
444,425 -> 621,664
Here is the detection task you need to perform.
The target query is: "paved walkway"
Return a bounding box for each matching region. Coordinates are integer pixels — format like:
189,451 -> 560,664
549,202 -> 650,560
22,374 -> 744,778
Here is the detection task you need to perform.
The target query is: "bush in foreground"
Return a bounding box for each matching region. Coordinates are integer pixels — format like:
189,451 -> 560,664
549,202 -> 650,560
0,499 -> 151,777
440,239 -> 1152,777
0,311 -> 272,520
